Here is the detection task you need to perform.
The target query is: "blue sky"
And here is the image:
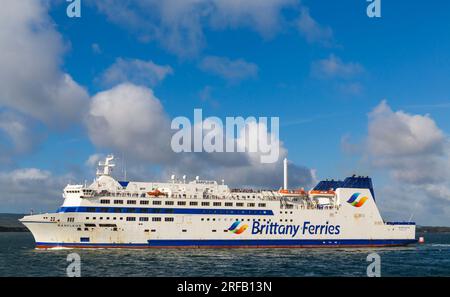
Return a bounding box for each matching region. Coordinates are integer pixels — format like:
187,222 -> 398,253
1,0 -> 450,225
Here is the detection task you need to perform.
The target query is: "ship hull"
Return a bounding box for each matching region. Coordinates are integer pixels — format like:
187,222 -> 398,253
34,239 -> 417,249
21,184 -> 417,249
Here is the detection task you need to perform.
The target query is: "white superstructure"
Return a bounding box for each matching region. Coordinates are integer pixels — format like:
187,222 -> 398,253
21,155 -> 416,248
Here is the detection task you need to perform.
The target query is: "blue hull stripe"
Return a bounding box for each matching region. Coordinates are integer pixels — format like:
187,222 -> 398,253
36,239 -> 417,248
57,206 -> 273,216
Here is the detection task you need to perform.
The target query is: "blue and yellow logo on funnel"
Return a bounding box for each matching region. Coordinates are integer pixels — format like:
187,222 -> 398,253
347,193 -> 368,207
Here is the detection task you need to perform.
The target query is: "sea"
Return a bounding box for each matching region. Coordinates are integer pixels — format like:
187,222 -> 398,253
0,232 -> 449,277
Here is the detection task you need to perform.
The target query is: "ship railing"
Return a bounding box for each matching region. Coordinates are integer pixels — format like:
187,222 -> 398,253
86,190 -> 287,202
280,204 -> 339,210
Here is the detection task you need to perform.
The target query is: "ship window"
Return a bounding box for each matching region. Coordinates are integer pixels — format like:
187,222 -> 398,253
85,217 -> 89,220
247,203 -> 255,207
80,237 -> 90,242
153,201 -> 162,205
225,202 -> 233,207
77,228 -> 81,231
100,199 -> 110,204
165,201 -> 174,205
182,229 -> 187,232
151,229 -> 156,232
212,230 -> 217,232
201,218 -> 204,221
139,217 -> 149,221
127,200 -> 136,205
140,200 -> 149,205
165,217 -> 174,222
213,202 -> 221,206
114,200 -> 123,204
236,203 -> 244,207
190,201 -> 198,206
99,224 -> 116,227
258,203 -> 266,207
126,217 -> 136,221
152,217 -> 161,222
177,201 -> 186,206
201,202 -> 210,206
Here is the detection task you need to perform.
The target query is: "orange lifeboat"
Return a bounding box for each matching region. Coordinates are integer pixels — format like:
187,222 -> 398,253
279,189 -> 307,196
147,189 -> 167,197
309,190 -> 335,196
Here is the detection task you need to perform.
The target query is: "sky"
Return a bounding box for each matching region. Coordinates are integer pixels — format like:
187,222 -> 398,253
1,0 -> 450,226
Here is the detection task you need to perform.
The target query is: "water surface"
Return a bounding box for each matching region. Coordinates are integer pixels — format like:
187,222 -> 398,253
0,232 -> 449,277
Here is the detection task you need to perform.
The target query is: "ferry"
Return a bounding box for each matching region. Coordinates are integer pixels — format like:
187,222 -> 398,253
20,155 -> 416,248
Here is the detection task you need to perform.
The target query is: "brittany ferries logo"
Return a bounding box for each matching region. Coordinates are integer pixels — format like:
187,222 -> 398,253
347,193 -> 369,208
228,221 -> 248,234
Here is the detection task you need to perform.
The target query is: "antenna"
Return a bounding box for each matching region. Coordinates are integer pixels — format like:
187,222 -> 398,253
121,153 -> 128,181
283,158 -> 288,190
408,202 -> 420,222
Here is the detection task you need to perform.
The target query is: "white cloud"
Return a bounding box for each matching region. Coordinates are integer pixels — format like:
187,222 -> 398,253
98,58 -> 173,87
366,100 -> 448,185
311,54 -> 364,80
86,83 -> 314,189
88,0 -> 297,57
0,0 -> 89,127
368,101 -> 445,158
7,168 -> 51,182
297,7 -> 333,46
0,111 -> 41,156
85,154 -> 105,168
86,83 -> 173,164
0,168 -> 73,213
346,100 -> 450,225
92,43 -> 102,54
199,56 -> 258,82
208,0 -> 296,36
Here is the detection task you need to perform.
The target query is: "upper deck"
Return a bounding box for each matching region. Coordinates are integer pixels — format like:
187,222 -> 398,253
60,156 -> 377,212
